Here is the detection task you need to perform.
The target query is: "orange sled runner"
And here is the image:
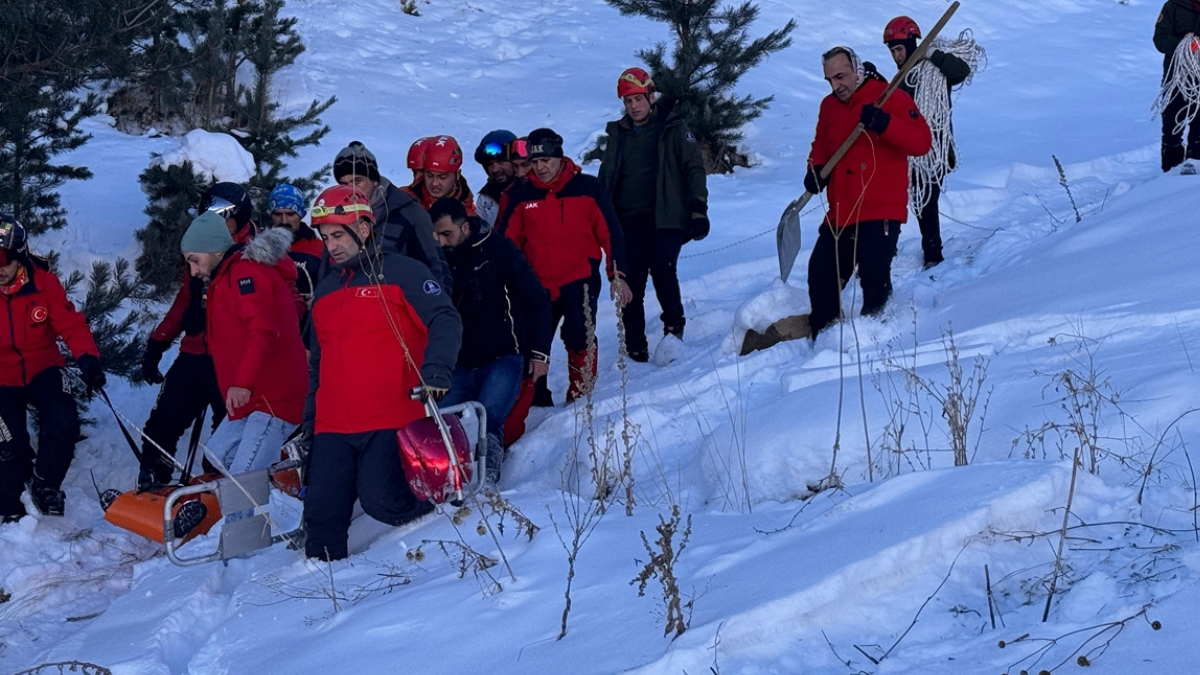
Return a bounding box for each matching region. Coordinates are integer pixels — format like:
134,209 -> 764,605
103,402 -> 486,567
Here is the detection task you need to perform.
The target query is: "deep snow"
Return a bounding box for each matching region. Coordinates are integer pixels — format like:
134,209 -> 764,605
4,0 -> 1200,673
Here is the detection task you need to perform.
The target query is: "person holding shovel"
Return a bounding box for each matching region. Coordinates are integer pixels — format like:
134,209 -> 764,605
803,46 -> 931,339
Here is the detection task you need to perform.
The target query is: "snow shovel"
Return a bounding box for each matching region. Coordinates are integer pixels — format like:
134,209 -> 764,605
398,400 -> 488,507
774,0 -> 961,284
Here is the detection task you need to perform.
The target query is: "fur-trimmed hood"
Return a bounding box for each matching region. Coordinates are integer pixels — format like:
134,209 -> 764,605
242,227 -> 294,265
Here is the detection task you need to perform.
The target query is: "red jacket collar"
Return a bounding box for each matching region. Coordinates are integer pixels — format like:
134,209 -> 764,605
530,158 -> 581,193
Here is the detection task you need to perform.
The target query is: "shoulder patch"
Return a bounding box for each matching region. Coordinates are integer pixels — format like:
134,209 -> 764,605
685,131 -> 696,143
909,108 -> 919,119
238,277 -> 255,295
423,280 -> 442,296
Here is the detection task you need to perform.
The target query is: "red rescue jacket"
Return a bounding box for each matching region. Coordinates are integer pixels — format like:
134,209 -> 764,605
808,78 -> 932,228
0,262 -> 99,387
306,249 -> 462,435
149,221 -> 257,355
496,158 -> 627,300
206,228 -> 308,423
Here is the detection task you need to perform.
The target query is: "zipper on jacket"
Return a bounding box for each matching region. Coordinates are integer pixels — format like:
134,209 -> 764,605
4,297 -> 27,385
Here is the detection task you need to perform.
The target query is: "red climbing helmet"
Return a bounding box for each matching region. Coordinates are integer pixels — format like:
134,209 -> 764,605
884,16 -> 921,43
407,137 -> 432,170
617,67 -> 655,98
423,136 -> 463,173
310,185 -> 375,227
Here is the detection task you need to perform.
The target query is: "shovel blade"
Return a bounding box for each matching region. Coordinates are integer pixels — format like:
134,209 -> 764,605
776,196 -> 807,282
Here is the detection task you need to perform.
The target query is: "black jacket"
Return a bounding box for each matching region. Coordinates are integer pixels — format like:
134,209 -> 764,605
446,220 -> 552,369
370,177 -> 453,294
1156,0 -> 1200,66
597,101 -> 708,237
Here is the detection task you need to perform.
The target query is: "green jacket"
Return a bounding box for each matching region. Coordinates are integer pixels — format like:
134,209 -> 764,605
597,102 -> 708,237
1155,0 -> 1200,66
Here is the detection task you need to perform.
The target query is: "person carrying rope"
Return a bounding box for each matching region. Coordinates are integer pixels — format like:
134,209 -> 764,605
885,16 -> 977,269
1154,0 -> 1200,171
803,46 -> 931,339
0,215 -> 106,521
302,185 -> 462,561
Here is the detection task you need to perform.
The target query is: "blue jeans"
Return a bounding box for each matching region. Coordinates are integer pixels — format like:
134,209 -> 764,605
441,355 -> 524,443
204,411 -> 296,476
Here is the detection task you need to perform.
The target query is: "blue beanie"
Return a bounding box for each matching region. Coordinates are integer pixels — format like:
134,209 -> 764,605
269,183 -> 307,219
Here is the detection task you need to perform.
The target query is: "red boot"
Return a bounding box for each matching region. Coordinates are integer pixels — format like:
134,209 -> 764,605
503,376 -> 536,445
566,347 -> 598,403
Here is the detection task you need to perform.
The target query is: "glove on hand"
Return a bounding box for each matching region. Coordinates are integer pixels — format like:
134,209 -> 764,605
860,104 -> 890,136
77,354 -> 107,392
141,339 -> 169,385
804,164 -> 831,195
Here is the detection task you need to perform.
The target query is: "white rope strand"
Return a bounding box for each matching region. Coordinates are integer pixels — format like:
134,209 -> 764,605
907,30 -> 986,211
1154,34 -> 1200,137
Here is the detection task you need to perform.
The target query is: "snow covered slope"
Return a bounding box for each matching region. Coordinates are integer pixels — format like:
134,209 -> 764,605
5,0 -> 1200,673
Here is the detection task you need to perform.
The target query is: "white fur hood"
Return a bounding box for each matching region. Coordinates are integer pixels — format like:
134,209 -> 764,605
241,227 -> 293,265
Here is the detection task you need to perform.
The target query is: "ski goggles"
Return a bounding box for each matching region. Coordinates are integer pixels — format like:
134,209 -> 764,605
483,141 -> 506,159
203,196 -> 238,219
0,220 -> 16,251
618,71 -> 653,89
508,138 -> 529,160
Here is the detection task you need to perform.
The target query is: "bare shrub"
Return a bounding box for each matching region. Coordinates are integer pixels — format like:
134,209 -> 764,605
407,539 -> 501,597
631,504 -> 694,638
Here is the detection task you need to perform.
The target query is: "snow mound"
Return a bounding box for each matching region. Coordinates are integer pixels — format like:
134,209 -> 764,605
155,129 -> 256,183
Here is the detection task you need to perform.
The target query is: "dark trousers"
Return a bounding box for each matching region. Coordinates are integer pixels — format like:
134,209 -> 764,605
807,220 -> 901,338
0,367 -> 80,517
535,266 -> 603,403
304,429 -> 432,560
916,183 -> 944,266
1162,70 -> 1200,154
140,353 -> 226,484
619,212 -> 685,352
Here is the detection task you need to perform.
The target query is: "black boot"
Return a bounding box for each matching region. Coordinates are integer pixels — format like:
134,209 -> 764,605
1163,141 -> 1186,173
99,489 -> 123,512
31,486 -> 65,517
663,323 -> 685,340
172,500 -> 208,539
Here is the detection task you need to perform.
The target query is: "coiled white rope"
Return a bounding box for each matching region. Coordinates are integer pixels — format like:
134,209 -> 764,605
1154,34 -> 1200,137
907,30 -> 986,211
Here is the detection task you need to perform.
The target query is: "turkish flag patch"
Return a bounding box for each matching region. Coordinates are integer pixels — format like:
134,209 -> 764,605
238,277 -> 255,295
30,305 -> 48,323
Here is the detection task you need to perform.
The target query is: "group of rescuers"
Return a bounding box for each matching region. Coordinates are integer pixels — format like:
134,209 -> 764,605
3,17 -> 972,561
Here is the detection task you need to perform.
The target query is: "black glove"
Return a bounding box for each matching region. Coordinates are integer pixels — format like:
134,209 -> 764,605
688,213 -> 710,242
860,104 -> 890,136
180,302 -> 205,335
804,164 -> 831,195
141,339 -> 169,385
77,354 -> 107,392
929,49 -> 946,68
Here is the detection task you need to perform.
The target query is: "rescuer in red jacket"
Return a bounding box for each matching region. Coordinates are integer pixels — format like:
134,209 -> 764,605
179,211 -> 308,479
137,183 -> 258,489
495,128 -> 632,404
803,47 -> 931,338
302,185 -> 462,561
0,215 -> 106,521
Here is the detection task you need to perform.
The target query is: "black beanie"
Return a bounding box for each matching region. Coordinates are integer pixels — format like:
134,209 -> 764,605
887,37 -> 919,63
334,141 -> 381,183
526,128 -> 565,159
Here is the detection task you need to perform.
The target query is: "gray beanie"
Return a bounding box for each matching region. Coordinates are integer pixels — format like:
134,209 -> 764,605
181,211 -> 235,253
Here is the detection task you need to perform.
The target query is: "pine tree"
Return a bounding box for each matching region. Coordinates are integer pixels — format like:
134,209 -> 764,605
135,161 -> 207,294
234,0 -> 335,215
63,259 -> 158,382
605,0 -> 795,173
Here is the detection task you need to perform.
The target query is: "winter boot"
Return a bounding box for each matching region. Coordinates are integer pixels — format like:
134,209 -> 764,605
663,323 -> 685,341
627,346 -> 650,363
532,375 -> 555,408
172,500 -> 208,540
566,348 -> 599,403
484,433 -> 504,486
1163,141 -> 1186,173
31,485 -> 65,517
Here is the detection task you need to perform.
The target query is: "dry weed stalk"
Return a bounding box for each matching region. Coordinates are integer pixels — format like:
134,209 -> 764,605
407,539 -> 501,596
1001,606 -> 1158,674
631,504 -> 694,639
